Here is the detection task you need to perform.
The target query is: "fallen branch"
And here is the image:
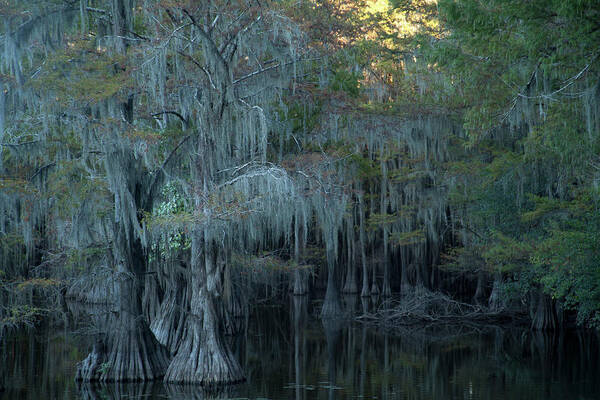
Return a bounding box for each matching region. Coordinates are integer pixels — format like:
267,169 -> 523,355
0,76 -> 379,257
357,289 -> 519,328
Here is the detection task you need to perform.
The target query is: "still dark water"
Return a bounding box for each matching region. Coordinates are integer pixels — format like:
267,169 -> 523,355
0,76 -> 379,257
1,296 -> 599,400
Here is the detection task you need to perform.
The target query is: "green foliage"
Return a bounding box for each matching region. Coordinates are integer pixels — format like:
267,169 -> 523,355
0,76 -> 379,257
389,166 -> 427,183
232,252 -> 314,275
431,0 -> 600,139
64,247 -> 106,274
430,0 -> 600,327
29,40 -> 131,106
482,232 -> 532,274
390,228 -> 425,247
346,153 -> 379,180
49,160 -> 110,219
0,304 -> 45,327
277,100 -> 322,136
439,246 -> 486,274
530,192 -> 600,327
99,362 -> 111,375
520,195 -> 564,224
329,69 -> 362,98
16,278 -> 60,291
149,183 -> 191,253
366,212 -> 397,230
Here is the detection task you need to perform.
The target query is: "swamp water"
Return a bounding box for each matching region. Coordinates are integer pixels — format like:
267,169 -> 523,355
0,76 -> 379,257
1,296 -> 599,400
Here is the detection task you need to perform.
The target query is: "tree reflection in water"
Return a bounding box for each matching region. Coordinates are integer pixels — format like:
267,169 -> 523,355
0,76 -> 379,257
1,298 -> 599,399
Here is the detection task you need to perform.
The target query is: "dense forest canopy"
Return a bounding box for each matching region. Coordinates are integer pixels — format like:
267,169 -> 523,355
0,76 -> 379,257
0,0 -> 599,385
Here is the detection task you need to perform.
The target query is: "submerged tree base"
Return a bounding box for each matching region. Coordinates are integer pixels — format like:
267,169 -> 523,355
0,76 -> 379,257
163,285 -> 245,386
76,317 -> 169,382
321,274 -> 344,319
164,316 -> 245,385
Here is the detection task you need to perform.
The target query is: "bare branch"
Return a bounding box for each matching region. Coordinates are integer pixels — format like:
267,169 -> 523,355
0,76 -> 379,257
151,110 -> 189,127
0,140 -> 39,148
182,8 -> 230,76
176,51 -> 218,90
233,57 -> 319,85
148,135 -> 192,201
86,7 -> 108,15
29,162 -> 56,181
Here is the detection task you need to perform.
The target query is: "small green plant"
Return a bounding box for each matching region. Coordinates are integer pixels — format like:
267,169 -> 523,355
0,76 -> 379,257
99,362 -> 111,375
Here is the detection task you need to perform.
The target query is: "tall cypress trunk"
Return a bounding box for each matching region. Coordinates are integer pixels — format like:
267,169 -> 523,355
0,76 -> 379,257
531,290 -> 558,331
164,236 -> 244,384
381,250 -> 391,296
359,194 -> 370,297
76,257 -> 169,381
77,167 -> 170,382
488,273 -> 505,311
143,272 -> 162,324
401,261 -> 412,295
380,155 -> 391,297
342,261 -> 358,293
293,269 -> 309,296
221,256 -> 245,336
369,186 -> 380,295
473,270 -> 486,305
370,261 -> 380,295
342,216 -> 358,294
150,269 -> 187,355
415,255 -> 427,291
321,267 -> 343,318
77,0 -> 171,381
321,226 -> 343,318
293,212 -> 308,295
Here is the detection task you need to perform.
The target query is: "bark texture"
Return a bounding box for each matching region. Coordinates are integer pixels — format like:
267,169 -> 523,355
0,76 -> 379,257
293,214 -> 309,295
321,266 -> 343,318
488,274 -> 505,312
164,239 -> 244,385
293,269 -> 309,295
76,266 -> 170,382
359,196 -> 370,297
342,261 -> 358,294
342,221 -> 358,294
150,273 -> 187,355
400,263 -> 413,295
531,291 -> 558,331
473,270 -> 486,305
76,314 -> 169,381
